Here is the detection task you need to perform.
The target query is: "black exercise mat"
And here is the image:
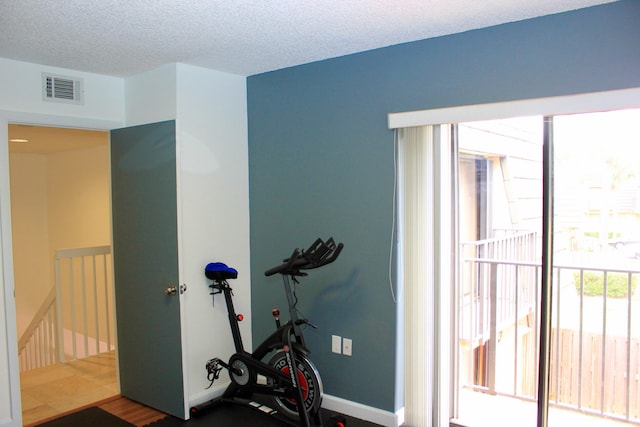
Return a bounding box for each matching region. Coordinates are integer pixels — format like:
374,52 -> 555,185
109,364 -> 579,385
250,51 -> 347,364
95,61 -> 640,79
36,406 -> 135,427
143,402 -> 282,426
143,415 -> 184,427
143,404 -> 382,427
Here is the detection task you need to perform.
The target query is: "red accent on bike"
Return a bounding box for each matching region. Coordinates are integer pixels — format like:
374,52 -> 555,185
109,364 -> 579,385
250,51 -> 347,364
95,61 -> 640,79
237,314 -> 244,321
336,423 -> 345,427
283,345 -> 289,352
281,366 -> 310,404
272,308 -> 280,317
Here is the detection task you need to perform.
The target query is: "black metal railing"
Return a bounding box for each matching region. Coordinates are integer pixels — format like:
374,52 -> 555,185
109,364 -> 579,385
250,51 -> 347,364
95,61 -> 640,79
458,244 -> 640,424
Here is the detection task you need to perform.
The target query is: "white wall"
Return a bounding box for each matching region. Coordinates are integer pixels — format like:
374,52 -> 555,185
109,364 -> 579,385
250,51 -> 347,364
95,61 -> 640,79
125,64 -> 177,127
0,58 -> 124,123
0,57 -> 249,425
47,145 -> 111,250
0,58 -> 126,427
10,145 -> 111,339
124,63 -> 251,409
0,117 -> 20,427
174,63 -> 250,406
9,153 -> 51,338
0,239 -> 13,426
49,145 -> 112,342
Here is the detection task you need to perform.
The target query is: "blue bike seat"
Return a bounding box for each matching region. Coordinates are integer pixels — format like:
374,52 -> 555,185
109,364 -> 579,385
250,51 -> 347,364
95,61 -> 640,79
205,262 -> 238,280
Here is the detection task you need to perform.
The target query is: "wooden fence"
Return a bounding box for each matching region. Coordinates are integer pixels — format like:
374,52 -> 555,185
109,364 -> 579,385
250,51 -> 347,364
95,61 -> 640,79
550,328 -> 640,420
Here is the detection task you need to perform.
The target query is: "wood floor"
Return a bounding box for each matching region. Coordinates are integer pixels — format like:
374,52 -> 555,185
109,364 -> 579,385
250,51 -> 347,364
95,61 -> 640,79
20,351 -> 167,426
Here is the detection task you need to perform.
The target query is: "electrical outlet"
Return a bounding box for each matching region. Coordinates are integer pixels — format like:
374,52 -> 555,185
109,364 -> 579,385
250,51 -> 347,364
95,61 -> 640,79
332,335 -> 342,354
343,338 -> 352,356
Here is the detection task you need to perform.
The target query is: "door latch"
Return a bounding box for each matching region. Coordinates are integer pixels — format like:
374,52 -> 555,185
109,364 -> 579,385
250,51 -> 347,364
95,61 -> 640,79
164,284 -> 187,295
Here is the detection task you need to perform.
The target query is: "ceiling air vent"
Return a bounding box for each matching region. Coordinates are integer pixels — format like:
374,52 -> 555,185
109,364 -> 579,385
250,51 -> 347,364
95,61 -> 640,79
42,73 -> 84,105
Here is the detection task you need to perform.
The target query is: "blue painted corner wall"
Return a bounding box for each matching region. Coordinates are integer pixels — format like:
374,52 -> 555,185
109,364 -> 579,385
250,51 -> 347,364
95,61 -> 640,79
247,0 -> 640,413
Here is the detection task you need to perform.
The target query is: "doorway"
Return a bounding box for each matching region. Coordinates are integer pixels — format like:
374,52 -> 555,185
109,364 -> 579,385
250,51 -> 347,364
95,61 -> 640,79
8,124 -> 118,424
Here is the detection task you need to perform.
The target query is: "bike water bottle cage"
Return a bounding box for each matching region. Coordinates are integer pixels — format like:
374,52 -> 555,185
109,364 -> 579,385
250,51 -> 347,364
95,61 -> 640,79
205,262 -> 238,281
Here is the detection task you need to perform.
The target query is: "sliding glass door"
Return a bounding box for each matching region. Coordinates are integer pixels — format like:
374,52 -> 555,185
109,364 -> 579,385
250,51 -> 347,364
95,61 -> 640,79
548,110 -> 640,426
454,116 -> 543,427
452,109 -> 640,427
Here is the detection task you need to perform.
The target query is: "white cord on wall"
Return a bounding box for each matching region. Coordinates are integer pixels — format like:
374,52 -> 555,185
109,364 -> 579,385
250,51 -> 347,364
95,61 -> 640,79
389,130 -> 398,304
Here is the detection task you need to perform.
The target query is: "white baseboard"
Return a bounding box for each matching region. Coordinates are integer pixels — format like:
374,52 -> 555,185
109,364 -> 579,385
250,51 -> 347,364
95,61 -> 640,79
322,394 -> 403,427
0,417 -> 21,427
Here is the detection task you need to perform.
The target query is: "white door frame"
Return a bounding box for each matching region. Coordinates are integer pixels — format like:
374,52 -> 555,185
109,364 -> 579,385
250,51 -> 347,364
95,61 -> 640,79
0,110 -> 123,427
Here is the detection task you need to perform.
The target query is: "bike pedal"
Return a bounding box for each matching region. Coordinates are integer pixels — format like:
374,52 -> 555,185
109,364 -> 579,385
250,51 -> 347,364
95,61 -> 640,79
205,358 -> 226,389
205,358 -> 228,378
205,358 -> 222,370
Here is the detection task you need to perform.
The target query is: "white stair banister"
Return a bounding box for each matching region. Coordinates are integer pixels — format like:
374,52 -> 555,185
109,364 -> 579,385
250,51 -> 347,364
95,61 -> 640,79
18,245 -> 113,371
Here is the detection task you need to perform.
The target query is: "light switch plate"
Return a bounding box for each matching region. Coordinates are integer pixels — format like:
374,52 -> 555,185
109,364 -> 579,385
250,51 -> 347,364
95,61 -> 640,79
343,338 -> 352,356
332,335 -> 342,354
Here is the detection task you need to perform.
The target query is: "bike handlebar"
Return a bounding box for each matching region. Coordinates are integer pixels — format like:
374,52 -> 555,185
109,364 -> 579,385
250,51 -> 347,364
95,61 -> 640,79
264,237 -> 344,277
264,248 -> 302,277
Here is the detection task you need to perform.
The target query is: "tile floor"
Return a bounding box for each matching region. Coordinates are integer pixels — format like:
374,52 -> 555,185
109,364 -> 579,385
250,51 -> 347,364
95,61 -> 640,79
20,351 -> 119,425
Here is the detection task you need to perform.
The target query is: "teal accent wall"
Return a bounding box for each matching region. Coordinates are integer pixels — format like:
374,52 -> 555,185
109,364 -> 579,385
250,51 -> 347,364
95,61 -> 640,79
247,1 -> 640,412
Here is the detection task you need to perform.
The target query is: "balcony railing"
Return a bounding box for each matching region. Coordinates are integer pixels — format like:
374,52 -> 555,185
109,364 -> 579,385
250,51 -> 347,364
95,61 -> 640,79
459,234 -> 640,425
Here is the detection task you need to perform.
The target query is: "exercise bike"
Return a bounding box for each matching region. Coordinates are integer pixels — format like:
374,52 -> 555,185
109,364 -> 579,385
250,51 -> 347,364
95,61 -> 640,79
190,237 -> 344,427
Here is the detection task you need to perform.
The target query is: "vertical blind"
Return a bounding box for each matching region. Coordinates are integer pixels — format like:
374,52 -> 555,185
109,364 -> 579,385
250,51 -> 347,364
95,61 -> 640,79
398,126 -> 451,427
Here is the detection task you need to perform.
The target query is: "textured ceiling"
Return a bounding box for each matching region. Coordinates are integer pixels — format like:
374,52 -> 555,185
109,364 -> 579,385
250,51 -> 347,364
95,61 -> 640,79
0,0 -> 614,77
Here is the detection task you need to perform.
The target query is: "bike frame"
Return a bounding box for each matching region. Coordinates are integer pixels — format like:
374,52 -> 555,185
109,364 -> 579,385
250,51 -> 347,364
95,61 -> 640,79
211,276 -> 315,426
196,238 -> 343,427
217,275 -> 307,356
